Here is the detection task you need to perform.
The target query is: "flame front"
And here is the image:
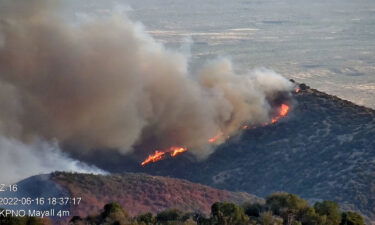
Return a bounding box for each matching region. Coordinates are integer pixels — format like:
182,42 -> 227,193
141,151 -> 166,166
279,104 -> 289,116
271,104 -> 290,123
141,103 -> 291,166
141,146 -> 188,166
170,147 -> 188,157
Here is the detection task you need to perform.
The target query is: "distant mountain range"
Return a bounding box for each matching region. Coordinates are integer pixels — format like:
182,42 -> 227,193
88,85 -> 375,222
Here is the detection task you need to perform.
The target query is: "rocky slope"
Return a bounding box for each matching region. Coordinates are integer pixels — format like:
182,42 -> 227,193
95,86 -> 375,222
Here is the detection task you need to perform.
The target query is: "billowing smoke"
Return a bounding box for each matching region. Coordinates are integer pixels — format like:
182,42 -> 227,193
0,0 -> 293,170
0,136 -> 106,184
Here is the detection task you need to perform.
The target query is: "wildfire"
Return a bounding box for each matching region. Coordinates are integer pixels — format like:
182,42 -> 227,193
170,147 -> 188,157
208,132 -> 223,143
141,146 -> 188,166
141,151 -> 166,166
279,104 -> 290,116
271,104 -> 290,123
141,103 -> 291,166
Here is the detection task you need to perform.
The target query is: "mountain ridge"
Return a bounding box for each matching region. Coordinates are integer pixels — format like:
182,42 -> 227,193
1,172 -> 261,224
90,85 -> 375,222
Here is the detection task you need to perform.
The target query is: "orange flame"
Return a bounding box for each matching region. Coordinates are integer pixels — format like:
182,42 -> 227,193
170,147 -> 188,157
141,151 -> 166,166
208,132 -> 223,143
141,104 -> 291,166
271,104 -> 290,123
141,146 -> 188,166
279,104 -> 289,116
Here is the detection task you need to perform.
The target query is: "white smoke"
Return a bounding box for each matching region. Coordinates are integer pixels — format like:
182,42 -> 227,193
0,136 -> 106,184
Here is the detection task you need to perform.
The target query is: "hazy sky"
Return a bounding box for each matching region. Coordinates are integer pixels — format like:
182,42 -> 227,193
89,0 -> 375,108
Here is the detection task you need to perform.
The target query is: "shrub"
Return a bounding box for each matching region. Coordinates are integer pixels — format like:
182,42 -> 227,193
211,202 -> 249,225
314,201 -> 341,225
340,212 -> 365,225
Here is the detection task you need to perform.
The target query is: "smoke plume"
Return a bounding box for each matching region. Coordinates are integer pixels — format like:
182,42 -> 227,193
0,0 -> 293,169
0,136 -> 106,184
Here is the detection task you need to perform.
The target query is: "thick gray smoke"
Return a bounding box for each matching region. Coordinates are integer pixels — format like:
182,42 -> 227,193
0,0 -> 293,172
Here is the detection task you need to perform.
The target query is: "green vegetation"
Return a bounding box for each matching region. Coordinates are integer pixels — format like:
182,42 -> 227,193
69,193 -> 365,225
340,212 -> 365,225
210,202 -> 249,225
0,209 -> 51,225
0,193 -> 366,225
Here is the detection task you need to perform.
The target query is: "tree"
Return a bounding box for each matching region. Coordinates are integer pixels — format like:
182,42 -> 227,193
340,212 -> 365,225
100,202 -> 130,225
211,202 -> 249,225
196,214 -> 211,225
314,201 -> 341,225
243,202 -> 264,217
266,193 -> 309,216
156,209 -> 183,222
266,193 -> 309,225
137,212 -> 154,224
259,211 -> 283,225
298,207 -> 325,225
